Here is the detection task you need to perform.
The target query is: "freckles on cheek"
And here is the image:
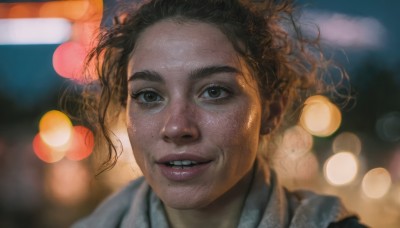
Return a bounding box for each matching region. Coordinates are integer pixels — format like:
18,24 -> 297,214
130,115 -> 160,143
210,109 -> 260,145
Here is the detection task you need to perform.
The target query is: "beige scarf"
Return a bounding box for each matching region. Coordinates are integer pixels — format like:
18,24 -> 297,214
73,162 -> 353,228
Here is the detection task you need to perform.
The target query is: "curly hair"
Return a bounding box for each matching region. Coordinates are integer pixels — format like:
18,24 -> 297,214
75,0 -> 348,173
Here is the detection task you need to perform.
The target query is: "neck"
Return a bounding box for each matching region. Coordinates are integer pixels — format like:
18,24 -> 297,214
164,168 -> 255,228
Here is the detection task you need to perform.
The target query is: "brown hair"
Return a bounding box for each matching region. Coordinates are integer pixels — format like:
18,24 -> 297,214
73,0 -> 348,173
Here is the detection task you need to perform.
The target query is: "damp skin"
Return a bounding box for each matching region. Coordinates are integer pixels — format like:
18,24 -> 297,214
126,20 -> 266,210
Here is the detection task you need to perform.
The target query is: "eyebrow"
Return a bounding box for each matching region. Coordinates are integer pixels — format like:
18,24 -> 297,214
128,65 -> 241,83
128,70 -> 164,83
189,65 -> 241,81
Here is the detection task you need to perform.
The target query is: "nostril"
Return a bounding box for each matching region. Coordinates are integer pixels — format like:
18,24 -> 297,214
162,133 -> 197,144
182,134 -> 193,139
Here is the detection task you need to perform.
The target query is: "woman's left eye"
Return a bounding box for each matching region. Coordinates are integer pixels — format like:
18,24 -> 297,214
200,86 -> 231,100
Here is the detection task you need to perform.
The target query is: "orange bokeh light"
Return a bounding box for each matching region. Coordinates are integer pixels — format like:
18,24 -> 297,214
1,0 -> 103,21
300,95 -> 342,137
33,133 -> 66,163
39,110 -> 73,148
66,126 -> 94,161
8,4 -> 36,18
72,21 -> 99,46
39,1 -> 89,21
53,41 -> 87,81
0,5 -> 8,18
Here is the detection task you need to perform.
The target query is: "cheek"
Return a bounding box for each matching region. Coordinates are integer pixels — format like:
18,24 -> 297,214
126,108 -> 159,143
126,111 -> 158,164
208,104 -> 262,146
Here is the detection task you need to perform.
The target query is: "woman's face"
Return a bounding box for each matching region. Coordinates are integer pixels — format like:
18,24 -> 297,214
126,20 -> 265,209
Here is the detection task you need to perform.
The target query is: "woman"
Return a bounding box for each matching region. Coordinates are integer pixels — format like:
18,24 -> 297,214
73,0 -> 365,227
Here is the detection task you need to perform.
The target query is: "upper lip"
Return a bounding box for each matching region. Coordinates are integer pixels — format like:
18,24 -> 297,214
156,153 -> 212,164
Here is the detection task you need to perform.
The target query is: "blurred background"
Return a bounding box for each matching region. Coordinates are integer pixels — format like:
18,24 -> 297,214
0,0 -> 399,227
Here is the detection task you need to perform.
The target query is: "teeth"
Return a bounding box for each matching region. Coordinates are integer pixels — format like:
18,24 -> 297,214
169,161 -> 182,166
182,160 -> 192,165
168,160 -> 198,166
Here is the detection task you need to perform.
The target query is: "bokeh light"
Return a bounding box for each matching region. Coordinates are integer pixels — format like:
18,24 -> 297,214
275,150 -> 319,182
303,10 -> 386,49
279,125 -> 313,158
362,168 -> 391,199
376,112 -> 400,142
274,125 -> 318,182
45,160 -> 90,206
324,152 -> 358,186
0,5 -> 7,18
87,0 -> 104,21
392,184 -> 400,206
0,0 -> 102,21
332,132 -> 362,155
52,41 -> 87,81
39,1 -> 89,21
300,95 -> 342,137
0,18 -> 71,45
65,126 -> 94,161
39,110 -> 72,148
8,4 -> 35,18
32,133 -> 66,163
72,21 -> 99,47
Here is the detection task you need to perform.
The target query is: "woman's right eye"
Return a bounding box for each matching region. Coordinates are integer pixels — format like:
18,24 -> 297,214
131,90 -> 163,104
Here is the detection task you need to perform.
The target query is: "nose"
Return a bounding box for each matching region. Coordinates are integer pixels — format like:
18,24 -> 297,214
160,100 -> 200,145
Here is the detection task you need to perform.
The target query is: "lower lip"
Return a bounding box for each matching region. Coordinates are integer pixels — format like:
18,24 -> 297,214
157,163 -> 212,182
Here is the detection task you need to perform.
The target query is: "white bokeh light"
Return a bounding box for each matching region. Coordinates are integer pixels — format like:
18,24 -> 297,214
324,152 -> 359,186
0,18 -> 71,45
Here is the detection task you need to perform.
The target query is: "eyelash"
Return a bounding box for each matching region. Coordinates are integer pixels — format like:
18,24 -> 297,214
130,85 -> 233,106
199,85 -> 232,102
130,90 -> 164,106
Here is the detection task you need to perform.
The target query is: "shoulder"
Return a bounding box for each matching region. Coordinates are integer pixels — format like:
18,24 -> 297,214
286,189 -> 367,228
72,177 -> 146,228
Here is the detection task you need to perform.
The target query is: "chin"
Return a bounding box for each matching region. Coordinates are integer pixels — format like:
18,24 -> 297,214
157,186 -> 215,210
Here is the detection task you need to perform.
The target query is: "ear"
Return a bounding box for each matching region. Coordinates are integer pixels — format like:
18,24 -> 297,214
260,96 -> 287,135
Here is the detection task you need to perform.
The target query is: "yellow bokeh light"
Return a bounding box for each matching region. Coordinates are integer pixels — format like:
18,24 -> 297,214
332,132 -> 362,155
300,95 -> 342,137
324,152 -> 358,186
362,168 -> 392,199
39,110 -> 73,148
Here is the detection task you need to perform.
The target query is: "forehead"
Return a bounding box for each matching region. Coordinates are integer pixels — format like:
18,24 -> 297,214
128,20 -> 245,74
